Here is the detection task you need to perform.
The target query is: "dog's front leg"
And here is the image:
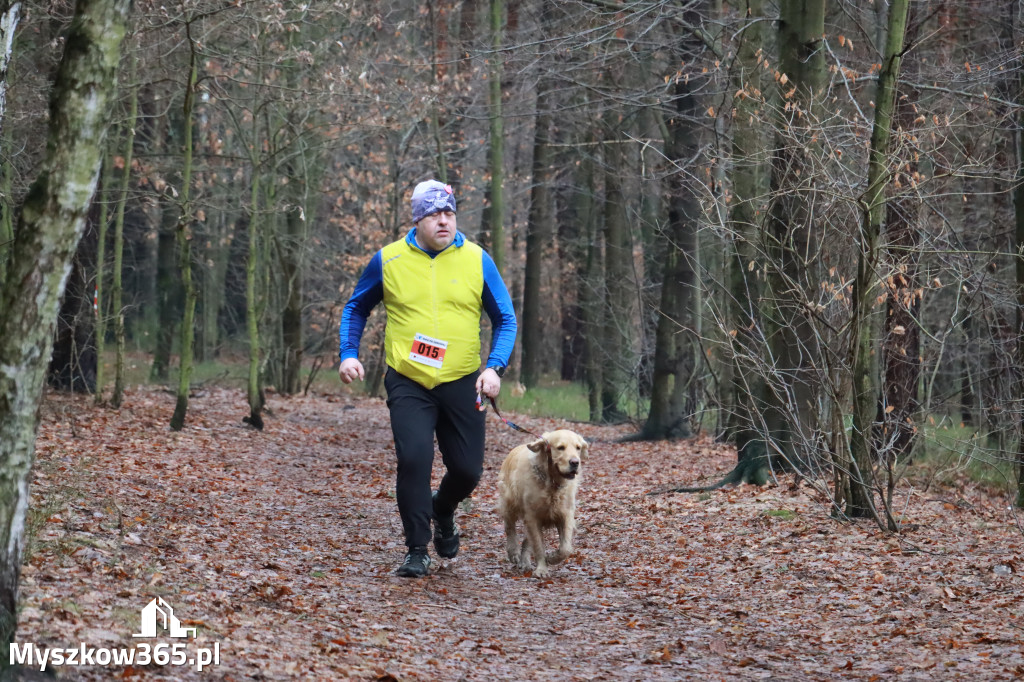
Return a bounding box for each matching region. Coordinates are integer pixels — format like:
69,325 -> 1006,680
518,538 -> 532,569
545,516 -> 574,565
524,521 -> 549,577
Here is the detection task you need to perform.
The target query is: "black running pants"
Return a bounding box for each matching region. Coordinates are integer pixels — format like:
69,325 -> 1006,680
384,368 -> 485,549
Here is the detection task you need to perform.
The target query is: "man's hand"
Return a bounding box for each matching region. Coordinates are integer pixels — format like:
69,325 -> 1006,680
476,367 -> 501,399
339,358 -> 365,384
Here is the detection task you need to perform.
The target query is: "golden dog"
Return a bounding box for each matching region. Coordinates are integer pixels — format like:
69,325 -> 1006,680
497,430 -> 588,577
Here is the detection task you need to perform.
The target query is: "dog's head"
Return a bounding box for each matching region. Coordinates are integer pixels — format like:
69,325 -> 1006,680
528,430 -> 587,480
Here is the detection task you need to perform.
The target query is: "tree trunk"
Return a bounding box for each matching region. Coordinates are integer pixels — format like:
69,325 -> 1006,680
848,0 -> 910,523
195,235 -> 219,365
365,133 -> 407,399
1015,0 -> 1024,507
47,225 -> 97,393
0,2 -> 18,287
642,74 -> 701,440
561,130 -> 593,384
0,0 -> 128,661
427,0 -> 448,183
257,73 -> 281,393
879,11 -> 924,468
879,202 -> 922,464
0,2 -> 18,140
278,132 -> 315,395
93,156 -> 113,403
486,0 -> 505,272
725,0 -> 771,480
576,142 -> 603,422
959,314 -> 976,427
111,54 -> 137,408
600,114 -> 633,423
150,191 -> 179,382
149,103 -> 183,384
279,197 -> 304,396
246,158 -> 264,429
170,39 -> 199,432
763,0 -> 826,472
521,80 -> 553,389
0,121 -> 13,287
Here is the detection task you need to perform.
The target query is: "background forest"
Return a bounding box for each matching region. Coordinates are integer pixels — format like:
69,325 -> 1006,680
3,0 -> 1024,531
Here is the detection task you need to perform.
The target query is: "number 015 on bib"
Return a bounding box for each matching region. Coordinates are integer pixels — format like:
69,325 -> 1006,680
409,333 -> 448,369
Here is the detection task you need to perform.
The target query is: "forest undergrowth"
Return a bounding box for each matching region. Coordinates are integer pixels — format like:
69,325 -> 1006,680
18,387 -> 1024,680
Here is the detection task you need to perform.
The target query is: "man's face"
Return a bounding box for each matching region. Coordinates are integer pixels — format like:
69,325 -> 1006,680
415,210 -> 457,252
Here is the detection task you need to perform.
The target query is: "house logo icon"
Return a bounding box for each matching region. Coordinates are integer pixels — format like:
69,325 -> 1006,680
133,597 -> 197,639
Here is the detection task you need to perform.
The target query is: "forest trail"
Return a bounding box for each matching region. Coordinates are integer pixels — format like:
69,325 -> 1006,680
19,387 -> 1024,680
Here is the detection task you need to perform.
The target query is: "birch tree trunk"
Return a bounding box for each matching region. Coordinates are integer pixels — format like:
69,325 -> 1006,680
0,1 -> 18,136
0,0 -> 129,659
0,2 -> 21,286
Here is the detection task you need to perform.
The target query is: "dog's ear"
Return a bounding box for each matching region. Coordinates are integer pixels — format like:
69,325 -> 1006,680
578,437 -> 589,461
527,438 -> 548,453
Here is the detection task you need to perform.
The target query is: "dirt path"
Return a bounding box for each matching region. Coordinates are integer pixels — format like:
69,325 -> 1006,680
19,387 -> 1024,680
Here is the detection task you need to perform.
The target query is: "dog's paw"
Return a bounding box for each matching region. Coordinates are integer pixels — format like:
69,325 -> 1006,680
532,565 -> 550,578
544,551 -> 565,565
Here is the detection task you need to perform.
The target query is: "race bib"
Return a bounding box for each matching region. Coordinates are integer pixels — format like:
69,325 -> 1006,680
409,333 -> 448,369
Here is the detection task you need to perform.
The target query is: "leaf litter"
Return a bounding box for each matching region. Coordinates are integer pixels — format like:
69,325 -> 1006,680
18,387 -> 1024,680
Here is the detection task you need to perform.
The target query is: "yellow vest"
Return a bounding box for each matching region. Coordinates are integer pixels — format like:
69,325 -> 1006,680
380,237 -> 484,388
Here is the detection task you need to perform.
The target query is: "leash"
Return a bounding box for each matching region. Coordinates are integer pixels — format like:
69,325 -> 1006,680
477,393 -> 546,440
